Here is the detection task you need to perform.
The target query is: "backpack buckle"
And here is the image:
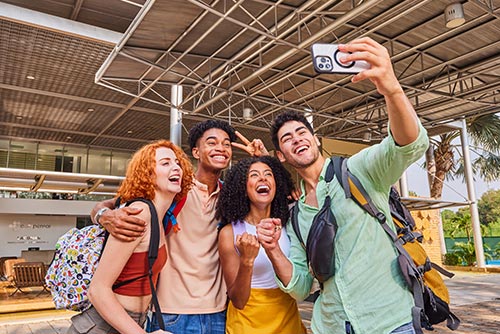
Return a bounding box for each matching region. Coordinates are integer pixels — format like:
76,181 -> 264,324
375,212 -> 386,224
400,231 -> 416,244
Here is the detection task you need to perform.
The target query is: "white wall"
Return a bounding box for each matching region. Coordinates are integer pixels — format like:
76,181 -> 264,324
0,198 -> 97,257
1,214 -> 77,257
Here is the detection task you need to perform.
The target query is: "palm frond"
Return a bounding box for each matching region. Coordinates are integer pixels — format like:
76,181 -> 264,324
467,114 -> 500,153
474,153 -> 500,182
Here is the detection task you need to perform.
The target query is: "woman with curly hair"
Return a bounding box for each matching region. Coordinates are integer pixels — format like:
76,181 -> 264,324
216,156 -> 306,334
67,139 -> 193,334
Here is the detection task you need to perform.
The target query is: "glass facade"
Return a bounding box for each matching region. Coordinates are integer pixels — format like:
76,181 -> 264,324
0,139 -> 132,176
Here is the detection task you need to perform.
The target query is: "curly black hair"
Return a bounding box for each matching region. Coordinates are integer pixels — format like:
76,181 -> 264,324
270,110 -> 314,152
188,119 -> 237,152
216,155 -> 294,229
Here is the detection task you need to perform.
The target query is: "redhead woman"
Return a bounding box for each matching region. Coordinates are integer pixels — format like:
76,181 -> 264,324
67,140 -> 193,334
216,156 -> 306,334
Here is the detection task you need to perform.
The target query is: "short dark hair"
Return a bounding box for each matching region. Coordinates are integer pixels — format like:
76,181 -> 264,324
188,119 -> 237,151
216,156 -> 294,229
270,111 -> 314,151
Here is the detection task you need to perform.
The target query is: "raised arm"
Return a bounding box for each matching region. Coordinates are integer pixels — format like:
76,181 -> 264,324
339,37 -> 420,146
218,225 -> 259,309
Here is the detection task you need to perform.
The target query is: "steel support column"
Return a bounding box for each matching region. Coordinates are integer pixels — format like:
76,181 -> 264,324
459,119 -> 486,268
170,85 -> 183,146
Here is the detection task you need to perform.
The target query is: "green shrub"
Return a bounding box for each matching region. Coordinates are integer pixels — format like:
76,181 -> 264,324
451,241 -> 492,266
443,252 -> 460,266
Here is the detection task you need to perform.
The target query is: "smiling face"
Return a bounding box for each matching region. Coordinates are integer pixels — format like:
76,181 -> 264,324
275,120 -> 321,169
155,147 -> 183,195
192,128 -> 232,173
246,161 -> 276,209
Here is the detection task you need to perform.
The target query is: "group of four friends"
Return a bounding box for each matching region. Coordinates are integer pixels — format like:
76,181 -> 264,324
67,38 -> 429,334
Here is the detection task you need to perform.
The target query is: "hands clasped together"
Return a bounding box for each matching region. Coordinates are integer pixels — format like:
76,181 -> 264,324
238,218 -> 283,264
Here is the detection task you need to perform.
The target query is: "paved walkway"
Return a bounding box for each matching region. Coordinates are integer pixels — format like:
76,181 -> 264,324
0,271 -> 498,333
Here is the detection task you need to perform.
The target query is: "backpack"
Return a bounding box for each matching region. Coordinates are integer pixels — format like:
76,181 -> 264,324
45,198 -> 163,324
291,156 -> 460,334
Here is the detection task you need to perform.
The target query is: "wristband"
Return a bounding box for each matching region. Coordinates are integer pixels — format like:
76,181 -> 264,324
94,207 -> 110,225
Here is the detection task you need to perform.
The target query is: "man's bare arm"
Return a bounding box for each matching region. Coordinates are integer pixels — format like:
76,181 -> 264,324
91,199 -> 146,242
90,198 -> 116,224
339,38 -> 420,146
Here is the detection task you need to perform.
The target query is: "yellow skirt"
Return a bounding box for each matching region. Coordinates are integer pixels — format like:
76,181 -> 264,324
226,287 -> 307,334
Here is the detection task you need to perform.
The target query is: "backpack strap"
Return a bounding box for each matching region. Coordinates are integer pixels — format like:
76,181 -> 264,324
290,203 -> 306,252
117,198 -> 166,331
163,196 -> 187,234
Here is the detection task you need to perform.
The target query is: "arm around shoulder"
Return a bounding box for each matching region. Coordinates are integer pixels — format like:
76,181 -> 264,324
93,199 -> 147,242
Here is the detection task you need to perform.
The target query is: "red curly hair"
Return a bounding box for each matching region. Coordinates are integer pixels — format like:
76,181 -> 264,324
116,140 -> 194,203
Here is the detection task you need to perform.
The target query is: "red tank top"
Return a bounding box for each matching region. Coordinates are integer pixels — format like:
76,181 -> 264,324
113,244 -> 167,296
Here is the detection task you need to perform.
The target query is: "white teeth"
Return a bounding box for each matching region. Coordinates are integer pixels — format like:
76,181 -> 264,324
169,175 -> 180,181
256,185 -> 270,193
212,155 -> 226,161
296,146 -> 307,154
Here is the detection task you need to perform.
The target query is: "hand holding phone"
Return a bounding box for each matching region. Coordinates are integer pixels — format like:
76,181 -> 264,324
311,43 -> 371,74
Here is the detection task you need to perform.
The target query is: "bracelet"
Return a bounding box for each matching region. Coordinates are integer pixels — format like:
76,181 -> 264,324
94,207 -> 110,225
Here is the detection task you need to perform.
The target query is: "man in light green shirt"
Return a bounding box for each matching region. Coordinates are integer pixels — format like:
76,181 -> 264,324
257,37 -> 429,334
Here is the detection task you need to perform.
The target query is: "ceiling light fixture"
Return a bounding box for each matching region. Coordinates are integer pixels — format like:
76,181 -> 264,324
87,108 -> 95,112
243,107 -> 253,121
26,75 -> 35,80
445,2 -> 465,29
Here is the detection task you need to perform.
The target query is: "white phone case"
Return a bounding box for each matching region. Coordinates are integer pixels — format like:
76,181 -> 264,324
311,43 -> 371,74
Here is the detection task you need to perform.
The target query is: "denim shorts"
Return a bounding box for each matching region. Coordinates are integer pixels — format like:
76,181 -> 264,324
146,310 -> 226,334
390,322 -> 416,334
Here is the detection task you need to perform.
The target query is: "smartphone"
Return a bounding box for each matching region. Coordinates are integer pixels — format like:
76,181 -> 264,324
311,43 -> 371,74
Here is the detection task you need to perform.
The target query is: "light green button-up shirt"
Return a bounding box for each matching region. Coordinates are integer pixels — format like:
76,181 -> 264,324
278,124 -> 429,334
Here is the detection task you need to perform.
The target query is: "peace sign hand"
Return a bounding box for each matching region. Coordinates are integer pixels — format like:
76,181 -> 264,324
231,131 -> 270,157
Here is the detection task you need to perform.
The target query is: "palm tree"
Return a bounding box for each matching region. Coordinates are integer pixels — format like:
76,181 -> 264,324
426,113 -> 500,199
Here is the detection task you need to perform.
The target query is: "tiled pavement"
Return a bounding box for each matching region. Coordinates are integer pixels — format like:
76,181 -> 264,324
1,271 -> 498,333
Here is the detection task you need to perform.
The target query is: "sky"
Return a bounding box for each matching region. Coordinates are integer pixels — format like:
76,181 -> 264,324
406,159 -> 500,208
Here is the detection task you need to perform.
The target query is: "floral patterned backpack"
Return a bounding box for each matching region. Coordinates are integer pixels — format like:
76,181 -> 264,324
45,224 -> 107,311
45,198 -> 161,312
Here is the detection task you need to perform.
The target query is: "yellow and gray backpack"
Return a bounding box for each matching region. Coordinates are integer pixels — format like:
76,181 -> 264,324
334,156 -> 461,333
291,156 -> 460,333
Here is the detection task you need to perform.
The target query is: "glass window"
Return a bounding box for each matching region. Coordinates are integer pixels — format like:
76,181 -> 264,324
6,141 -> 38,170
111,151 -> 131,176
37,143 -> 65,172
0,139 -> 9,168
87,149 -> 112,175
64,146 -> 89,174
